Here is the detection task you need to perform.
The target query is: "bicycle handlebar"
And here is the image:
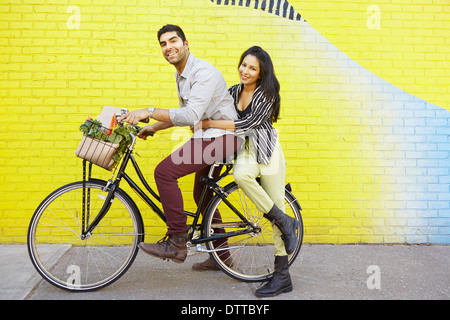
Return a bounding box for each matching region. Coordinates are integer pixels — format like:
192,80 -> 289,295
115,108 -> 154,138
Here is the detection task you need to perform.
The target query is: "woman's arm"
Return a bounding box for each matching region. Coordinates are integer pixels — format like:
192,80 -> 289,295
197,98 -> 273,134
234,94 -> 274,135
200,119 -> 236,131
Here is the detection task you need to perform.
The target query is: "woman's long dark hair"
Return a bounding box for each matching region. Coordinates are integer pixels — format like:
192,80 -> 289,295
238,46 -> 281,123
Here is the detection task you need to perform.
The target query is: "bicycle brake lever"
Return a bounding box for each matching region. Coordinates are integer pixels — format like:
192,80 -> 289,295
116,108 -> 129,126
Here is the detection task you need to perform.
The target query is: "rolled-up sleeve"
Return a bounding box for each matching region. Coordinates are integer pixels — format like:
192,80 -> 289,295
169,66 -> 218,127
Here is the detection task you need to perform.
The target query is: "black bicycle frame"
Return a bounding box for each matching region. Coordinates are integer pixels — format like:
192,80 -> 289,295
81,144 -> 256,243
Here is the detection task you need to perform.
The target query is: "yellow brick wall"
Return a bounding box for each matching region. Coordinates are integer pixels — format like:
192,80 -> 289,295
295,0 -> 449,110
0,0 -> 449,244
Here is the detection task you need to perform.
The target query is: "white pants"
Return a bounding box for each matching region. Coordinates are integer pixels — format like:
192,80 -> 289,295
233,139 -> 287,256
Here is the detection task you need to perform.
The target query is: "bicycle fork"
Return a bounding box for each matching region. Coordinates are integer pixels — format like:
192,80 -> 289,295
80,183 -> 117,240
80,160 -> 116,240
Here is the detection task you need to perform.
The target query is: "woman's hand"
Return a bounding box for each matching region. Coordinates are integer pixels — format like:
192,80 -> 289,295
137,125 -> 156,140
194,120 -> 209,133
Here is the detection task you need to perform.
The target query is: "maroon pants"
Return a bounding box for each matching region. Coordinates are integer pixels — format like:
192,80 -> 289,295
154,134 -> 241,236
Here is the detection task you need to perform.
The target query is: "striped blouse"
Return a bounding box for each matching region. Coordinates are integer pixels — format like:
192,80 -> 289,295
229,84 -> 278,165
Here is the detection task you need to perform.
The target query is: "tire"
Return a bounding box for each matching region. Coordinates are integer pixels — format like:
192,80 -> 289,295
27,179 -> 144,291
202,182 -> 303,282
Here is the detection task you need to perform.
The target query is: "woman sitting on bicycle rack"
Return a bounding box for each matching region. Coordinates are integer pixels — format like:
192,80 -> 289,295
195,46 -> 298,297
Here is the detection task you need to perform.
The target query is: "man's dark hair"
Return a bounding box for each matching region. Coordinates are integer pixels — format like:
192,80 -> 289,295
157,24 -> 187,42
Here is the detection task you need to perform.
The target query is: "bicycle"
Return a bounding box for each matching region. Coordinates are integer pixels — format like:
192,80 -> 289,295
27,118 -> 303,292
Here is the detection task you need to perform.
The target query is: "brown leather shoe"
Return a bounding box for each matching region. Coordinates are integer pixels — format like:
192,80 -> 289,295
192,257 -> 220,271
138,233 -> 188,263
192,257 -> 233,271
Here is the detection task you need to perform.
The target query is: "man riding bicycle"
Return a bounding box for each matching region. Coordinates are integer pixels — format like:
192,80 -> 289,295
119,24 -> 241,264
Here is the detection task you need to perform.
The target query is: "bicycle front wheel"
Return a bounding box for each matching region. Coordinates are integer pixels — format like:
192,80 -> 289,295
203,182 -> 303,282
27,179 -> 144,291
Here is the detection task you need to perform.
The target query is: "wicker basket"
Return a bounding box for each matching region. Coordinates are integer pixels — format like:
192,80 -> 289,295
75,135 -> 119,171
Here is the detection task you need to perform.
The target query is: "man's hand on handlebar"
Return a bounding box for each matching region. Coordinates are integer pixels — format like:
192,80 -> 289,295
137,125 -> 156,140
118,109 -> 149,125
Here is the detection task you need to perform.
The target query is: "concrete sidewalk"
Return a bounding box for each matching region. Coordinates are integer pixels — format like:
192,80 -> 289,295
1,244 -> 448,300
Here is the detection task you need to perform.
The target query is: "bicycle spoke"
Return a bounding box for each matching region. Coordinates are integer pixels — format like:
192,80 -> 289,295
203,182 -> 303,282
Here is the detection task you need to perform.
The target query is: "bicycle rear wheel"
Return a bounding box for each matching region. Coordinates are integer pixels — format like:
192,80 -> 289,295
27,179 -> 144,291
202,182 -> 303,282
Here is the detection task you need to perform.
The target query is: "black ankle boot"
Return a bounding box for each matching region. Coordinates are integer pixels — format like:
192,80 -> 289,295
255,255 -> 292,297
264,205 -> 298,255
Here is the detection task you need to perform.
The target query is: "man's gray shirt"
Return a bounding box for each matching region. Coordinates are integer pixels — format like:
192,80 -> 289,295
169,53 -> 238,139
